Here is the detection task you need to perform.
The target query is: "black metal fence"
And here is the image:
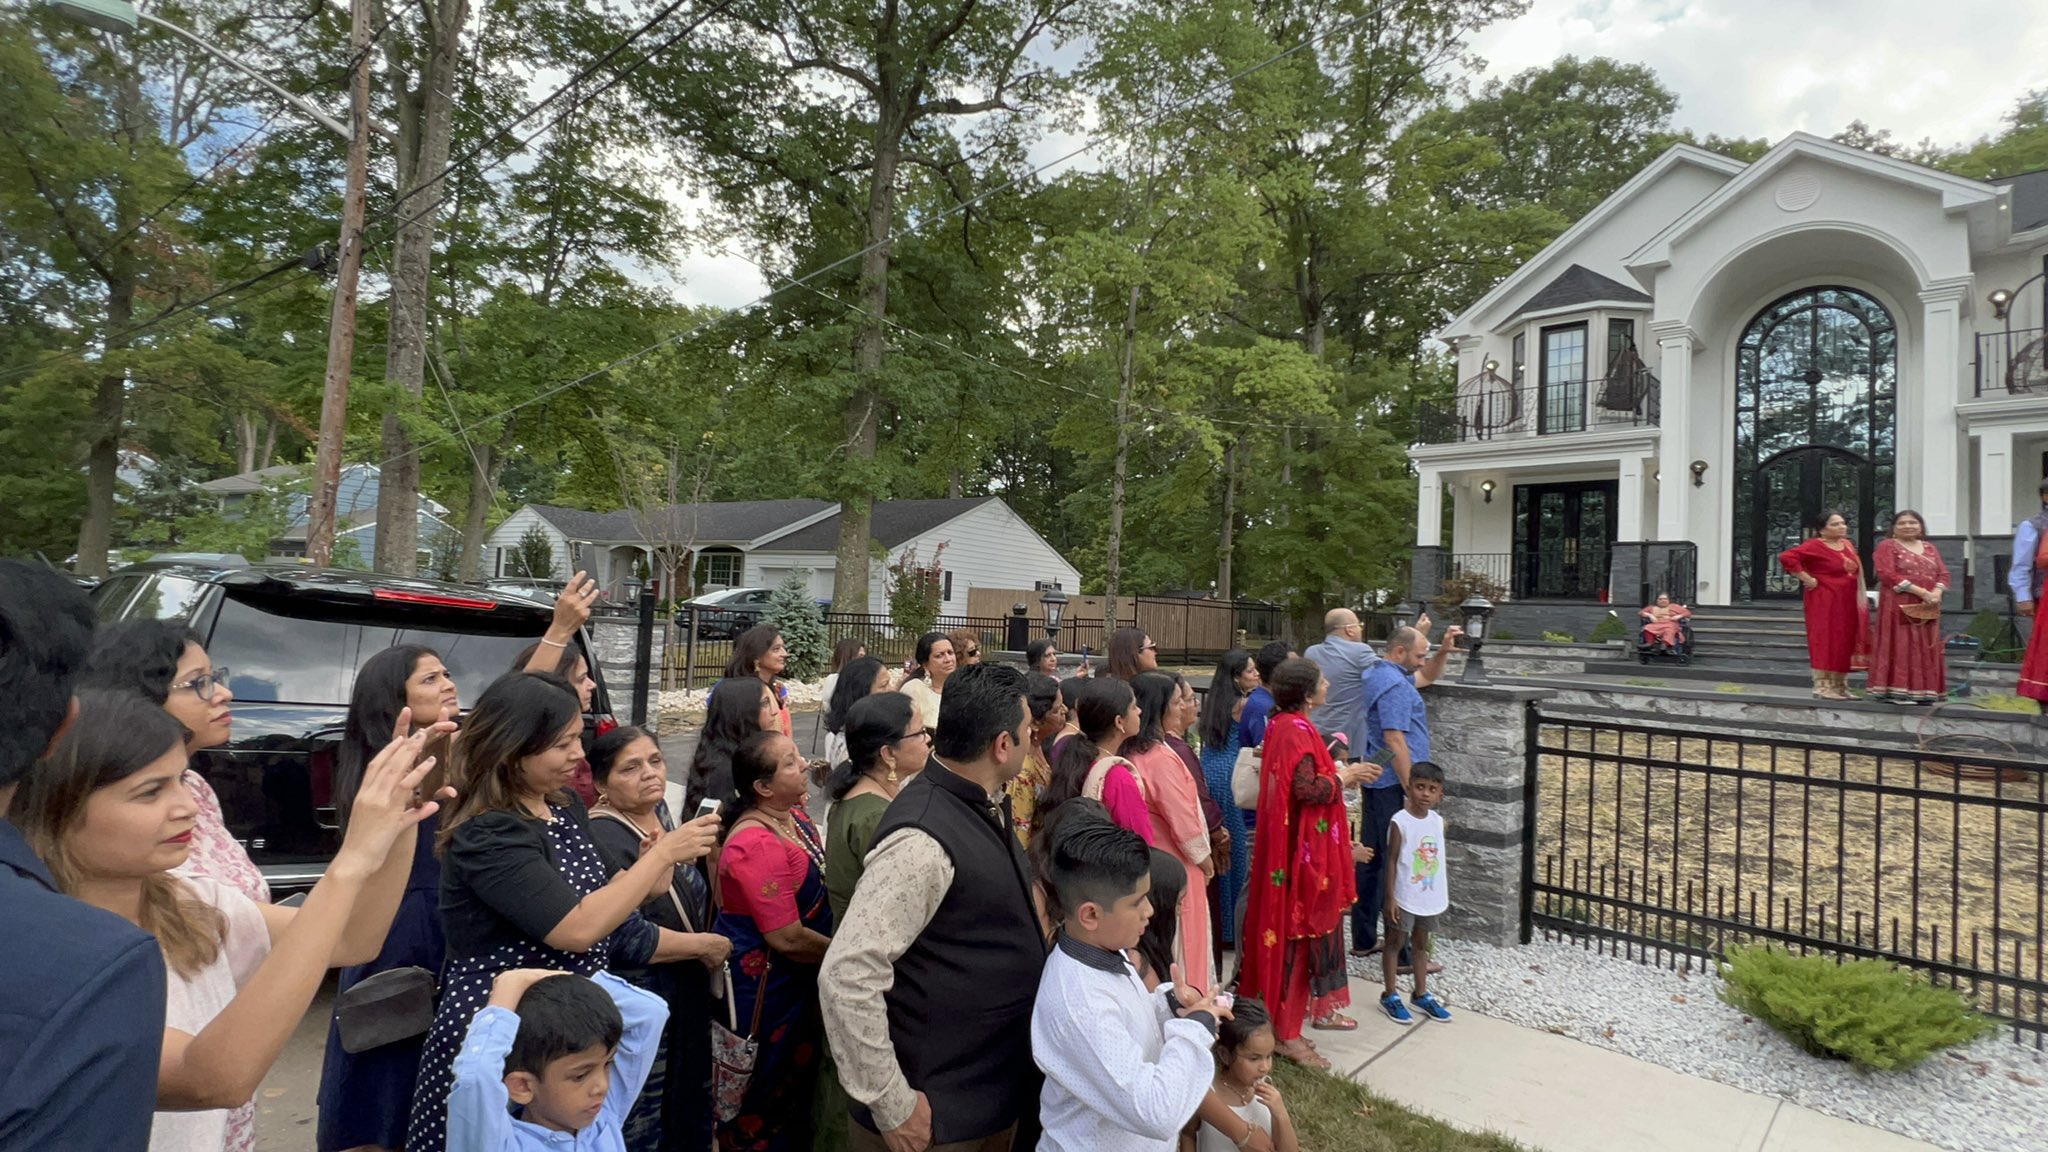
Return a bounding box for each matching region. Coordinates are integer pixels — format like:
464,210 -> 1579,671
1524,711 -> 2048,1044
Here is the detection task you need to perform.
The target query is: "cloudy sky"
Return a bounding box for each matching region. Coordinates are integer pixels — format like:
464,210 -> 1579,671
668,0 -> 2048,308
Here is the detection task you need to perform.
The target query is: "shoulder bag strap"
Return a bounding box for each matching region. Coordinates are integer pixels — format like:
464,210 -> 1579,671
590,809 -> 698,934
745,959 -> 771,1038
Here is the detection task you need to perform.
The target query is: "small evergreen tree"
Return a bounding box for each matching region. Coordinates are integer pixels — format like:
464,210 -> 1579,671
765,569 -> 830,681
510,526 -> 557,579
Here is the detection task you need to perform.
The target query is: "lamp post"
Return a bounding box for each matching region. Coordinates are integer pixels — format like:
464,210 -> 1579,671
52,0 -> 377,570
1041,586 -> 1068,640
1392,600 -> 1418,631
624,574 -> 656,727
1458,594 -> 1495,684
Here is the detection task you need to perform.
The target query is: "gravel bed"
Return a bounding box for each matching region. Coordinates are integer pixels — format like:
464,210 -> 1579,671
657,677 -> 834,725
1348,937 -> 2048,1151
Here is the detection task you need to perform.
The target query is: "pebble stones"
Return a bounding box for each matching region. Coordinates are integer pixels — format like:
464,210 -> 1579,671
1349,937 -> 2048,1152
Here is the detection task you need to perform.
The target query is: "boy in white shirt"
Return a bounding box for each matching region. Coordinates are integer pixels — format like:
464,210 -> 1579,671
1380,760 -> 1452,1024
1031,802 -> 1231,1152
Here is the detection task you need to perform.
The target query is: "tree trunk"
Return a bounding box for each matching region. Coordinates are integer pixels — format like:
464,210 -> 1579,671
235,411 -> 258,475
258,415 -> 276,470
1217,433 -> 1240,599
833,100 -> 905,612
75,69 -> 144,580
457,439 -> 498,582
1104,282 -> 1140,630
374,0 -> 467,574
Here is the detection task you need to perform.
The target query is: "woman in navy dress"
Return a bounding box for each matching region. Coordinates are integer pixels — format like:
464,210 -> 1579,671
314,645 -> 458,1152
404,672 -> 725,1152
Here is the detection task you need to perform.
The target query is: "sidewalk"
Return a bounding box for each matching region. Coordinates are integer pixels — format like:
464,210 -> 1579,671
1307,976 -> 1941,1152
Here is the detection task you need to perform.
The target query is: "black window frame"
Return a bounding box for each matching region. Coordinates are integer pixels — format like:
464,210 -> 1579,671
1539,322 -> 1589,435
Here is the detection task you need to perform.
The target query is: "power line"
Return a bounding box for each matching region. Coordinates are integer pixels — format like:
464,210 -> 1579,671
99,105 -> 290,255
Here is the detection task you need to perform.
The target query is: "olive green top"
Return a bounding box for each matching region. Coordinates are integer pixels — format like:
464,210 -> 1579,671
825,790 -> 892,924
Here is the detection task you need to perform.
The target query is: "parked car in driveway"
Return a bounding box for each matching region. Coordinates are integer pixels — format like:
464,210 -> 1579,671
91,561 -> 612,892
684,586 -> 778,639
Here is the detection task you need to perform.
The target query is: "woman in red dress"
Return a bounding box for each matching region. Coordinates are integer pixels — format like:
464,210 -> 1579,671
1868,510 -> 1950,704
1778,512 -> 1873,701
1236,658 -> 1374,1069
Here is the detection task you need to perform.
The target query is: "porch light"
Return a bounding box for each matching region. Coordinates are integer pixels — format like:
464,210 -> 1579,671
622,574 -> 644,602
1483,358 -> 1499,373
1458,594 -> 1495,684
1653,470 -> 1662,484
1690,459 -> 1709,488
1041,586 -> 1068,638
1392,600 -> 1418,631
1481,479 -> 1496,504
1989,288 -> 2013,321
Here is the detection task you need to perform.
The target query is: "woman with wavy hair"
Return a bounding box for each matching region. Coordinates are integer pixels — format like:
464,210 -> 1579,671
685,676 -> 783,815
726,625 -> 793,737
896,631 -> 956,739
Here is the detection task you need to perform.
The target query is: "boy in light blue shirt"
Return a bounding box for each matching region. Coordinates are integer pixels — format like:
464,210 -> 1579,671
447,968 -> 667,1152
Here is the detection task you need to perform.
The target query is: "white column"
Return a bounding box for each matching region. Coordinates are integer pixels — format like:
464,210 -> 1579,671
1617,454 -> 1646,541
1416,465 -> 1443,548
1651,323 -> 1697,542
1918,284 -> 1969,536
1979,428 -> 2014,536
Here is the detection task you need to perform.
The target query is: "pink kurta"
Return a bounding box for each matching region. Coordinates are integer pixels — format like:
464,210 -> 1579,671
1082,756 -> 1156,847
1128,743 -> 1214,993
1868,539 -> 1950,703
1640,603 -> 1691,647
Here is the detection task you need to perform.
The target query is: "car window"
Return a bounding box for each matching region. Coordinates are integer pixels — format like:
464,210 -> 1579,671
126,575 -> 211,622
745,590 -> 773,605
204,598 -> 377,704
91,574 -> 144,622
391,626 -> 552,700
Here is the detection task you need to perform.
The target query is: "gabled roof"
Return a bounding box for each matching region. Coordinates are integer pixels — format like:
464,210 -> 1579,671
1626,132 -> 2010,272
1989,168 -> 2048,233
758,497 -> 996,553
528,504 -> 632,541
1437,144 -> 1748,343
1507,264 -> 1653,320
631,499 -> 835,547
198,462 -> 310,495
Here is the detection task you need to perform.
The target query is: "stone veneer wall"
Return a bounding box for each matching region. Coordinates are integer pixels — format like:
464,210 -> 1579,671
1417,683 -> 1553,947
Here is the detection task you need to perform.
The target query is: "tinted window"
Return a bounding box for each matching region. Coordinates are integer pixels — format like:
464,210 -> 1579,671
92,574 -> 145,622
390,626 -> 549,703
128,575 -> 210,622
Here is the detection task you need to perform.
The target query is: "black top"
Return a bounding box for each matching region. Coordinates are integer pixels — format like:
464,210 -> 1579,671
440,807 -> 657,964
850,756 -> 1049,1144
586,806 -> 710,935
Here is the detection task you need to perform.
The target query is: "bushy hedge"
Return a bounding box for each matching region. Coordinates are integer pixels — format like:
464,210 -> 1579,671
1718,945 -> 1994,1070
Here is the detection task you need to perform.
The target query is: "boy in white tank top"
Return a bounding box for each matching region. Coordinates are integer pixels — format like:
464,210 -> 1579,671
1379,761 -> 1451,1024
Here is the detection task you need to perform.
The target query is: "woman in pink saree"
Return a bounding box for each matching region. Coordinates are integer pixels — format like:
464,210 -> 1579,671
1640,594 -> 1692,651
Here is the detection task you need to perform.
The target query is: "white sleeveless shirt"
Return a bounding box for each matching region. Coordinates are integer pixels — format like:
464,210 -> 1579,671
1389,808 -> 1449,916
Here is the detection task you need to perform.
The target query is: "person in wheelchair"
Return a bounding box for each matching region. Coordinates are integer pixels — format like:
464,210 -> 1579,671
1639,594 -> 1694,655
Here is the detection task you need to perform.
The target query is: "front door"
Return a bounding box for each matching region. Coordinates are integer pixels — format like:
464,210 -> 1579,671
1749,446 -> 1872,597
1513,481 -> 1617,599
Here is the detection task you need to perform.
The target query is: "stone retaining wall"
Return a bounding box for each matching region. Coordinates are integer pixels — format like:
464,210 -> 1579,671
1419,683 -> 1553,948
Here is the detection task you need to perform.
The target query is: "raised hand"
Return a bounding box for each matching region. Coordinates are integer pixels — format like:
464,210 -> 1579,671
551,571 -> 600,634
336,708 -> 457,872
488,968 -> 567,1009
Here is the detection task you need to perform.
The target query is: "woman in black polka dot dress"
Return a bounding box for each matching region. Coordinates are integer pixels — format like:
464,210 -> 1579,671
404,672 -> 725,1152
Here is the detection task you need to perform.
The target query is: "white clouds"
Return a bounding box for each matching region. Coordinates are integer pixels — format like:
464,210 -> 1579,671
1468,0 -> 2048,147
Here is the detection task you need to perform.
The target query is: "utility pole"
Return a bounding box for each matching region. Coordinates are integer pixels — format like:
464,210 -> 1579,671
306,0 -> 373,568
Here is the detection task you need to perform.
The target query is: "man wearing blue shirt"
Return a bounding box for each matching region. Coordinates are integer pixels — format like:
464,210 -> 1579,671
0,560 -> 168,1152
2009,479 -> 2048,709
1355,625 -> 1458,958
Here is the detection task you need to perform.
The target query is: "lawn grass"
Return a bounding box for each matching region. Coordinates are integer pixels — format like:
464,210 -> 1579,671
1271,1060 -> 1527,1151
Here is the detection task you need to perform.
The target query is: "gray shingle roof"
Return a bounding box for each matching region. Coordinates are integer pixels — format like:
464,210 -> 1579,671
1991,168 -> 2048,233
1509,263 -> 1653,321
529,504 -> 633,541
760,497 -> 995,553
631,499 -> 835,546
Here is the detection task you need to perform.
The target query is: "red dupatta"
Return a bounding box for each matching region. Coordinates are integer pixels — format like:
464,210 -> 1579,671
1243,711 -> 1356,948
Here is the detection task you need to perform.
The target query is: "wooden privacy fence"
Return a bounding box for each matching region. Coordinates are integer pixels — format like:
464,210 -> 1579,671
965,589 -> 1283,661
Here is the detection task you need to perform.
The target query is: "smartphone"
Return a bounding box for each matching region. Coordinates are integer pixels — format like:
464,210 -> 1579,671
694,798 -> 722,821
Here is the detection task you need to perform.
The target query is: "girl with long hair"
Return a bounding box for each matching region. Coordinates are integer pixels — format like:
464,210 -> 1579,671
821,692 -> 929,921
1131,847 -> 1188,990
896,631 -> 956,738
1006,672 -> 1065,846
1197,650 -> 1258,947
314,645 -> 460,1152
713,731 -> 835,1151
822,656 -> 890,769
1105,626 -> 1158,680
1037,677 -> 1150,848
1122,672 -> 1214,991
82,621 -> 267,904
13,690 -> 442,1152
586,726 -> 733,1152
406,673 -> 722,1152
685,676 -> 782,814
725,625 -> 792,737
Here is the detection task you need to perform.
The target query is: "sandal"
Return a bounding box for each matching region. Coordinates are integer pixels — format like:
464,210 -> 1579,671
1311,1012 -> 1359,1031
1277,1039 -> 1330,1069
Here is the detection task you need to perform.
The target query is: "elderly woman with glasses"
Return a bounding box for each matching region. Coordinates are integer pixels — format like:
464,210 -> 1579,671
81,619 -> 269,906
821,693 -> 930,922
947,627 -> 984,668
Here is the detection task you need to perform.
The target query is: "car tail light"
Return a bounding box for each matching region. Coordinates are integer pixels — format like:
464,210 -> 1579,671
373,589 -> 498,610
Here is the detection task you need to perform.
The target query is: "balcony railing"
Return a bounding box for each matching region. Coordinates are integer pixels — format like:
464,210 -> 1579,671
1426,546 -> 1616,602
1417,365 -> 1660,445
1975,327 -> 2048,396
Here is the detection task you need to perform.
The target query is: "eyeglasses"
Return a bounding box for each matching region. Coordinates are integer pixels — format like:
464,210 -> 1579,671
963,647 -> 980,658
172,666 -> 230,700
1142,642 -> 1158,652
897,727 -> 933,744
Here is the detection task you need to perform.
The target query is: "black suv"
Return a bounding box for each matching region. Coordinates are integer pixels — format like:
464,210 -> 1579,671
91,562 -> 611,891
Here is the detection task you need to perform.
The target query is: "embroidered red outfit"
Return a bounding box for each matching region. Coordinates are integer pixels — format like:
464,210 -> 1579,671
1868,539 -> 1950,703
1778,538 -> 1872,674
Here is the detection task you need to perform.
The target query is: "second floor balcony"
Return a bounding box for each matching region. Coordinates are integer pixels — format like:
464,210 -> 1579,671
1975,326 -> 2048,397
1418,363 -> 1661,446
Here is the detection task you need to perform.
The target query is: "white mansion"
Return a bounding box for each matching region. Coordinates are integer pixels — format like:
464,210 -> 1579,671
1413,132 -> 2048,611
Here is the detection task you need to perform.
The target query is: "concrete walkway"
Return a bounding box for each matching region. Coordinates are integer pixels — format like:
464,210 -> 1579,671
1307,976 -> 1940,1152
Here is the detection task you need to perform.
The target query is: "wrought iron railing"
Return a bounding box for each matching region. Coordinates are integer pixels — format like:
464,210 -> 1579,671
1424,547 -> 1615,602
1611,541 -> 1699,605
1975,326 -> 2048,396
1416,366 -> 1661,445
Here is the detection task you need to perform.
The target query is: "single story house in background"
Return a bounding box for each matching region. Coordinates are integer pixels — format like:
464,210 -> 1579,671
486,496 -> 1081,615
198,462 -> 457,567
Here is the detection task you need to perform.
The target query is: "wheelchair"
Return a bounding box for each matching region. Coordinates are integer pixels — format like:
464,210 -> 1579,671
1637,617 -> 1694,665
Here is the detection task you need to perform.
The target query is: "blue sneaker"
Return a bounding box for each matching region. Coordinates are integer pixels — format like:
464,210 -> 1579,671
1411,992 -> 1452,1022
1379,993 -> 1414,1025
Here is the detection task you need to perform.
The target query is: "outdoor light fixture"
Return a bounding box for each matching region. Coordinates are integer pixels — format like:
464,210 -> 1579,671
1653,470 -> 1662,484
1458,594 -> 1495,684
1990,288 -> 2013,321
622,574 -> 644,602
1392,600 -> 1418,631
1481,479 -> 1496,504
1483,358 -> 1500,373
1690,459 -> 1709,488
1041,586 -> 1068,639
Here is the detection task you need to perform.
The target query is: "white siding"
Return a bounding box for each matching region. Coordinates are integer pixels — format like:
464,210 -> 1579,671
887,499 -> 1080,616
484,506 -> 572,580
743,553 -> 833,601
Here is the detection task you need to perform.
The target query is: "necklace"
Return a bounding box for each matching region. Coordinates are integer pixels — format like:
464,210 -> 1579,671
752,807 -> 827,875
1215,1075 -> 1256,1105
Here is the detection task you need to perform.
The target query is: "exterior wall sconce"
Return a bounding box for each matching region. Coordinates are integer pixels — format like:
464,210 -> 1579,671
1483,358 -> 1500,373
1653,470 -> 1662,484
1990,288 -> 2013,321
1480,479 -> 1496,503
1690,459 -> 1709,487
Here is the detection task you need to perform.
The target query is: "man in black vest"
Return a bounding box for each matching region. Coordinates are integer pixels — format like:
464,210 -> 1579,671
821,662 -> 1047,1152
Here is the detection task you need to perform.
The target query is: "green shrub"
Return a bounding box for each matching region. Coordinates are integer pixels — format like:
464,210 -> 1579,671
1541,630 -> 1575,643
1589,612 -> 1628,644
763,571 -> 830,681
1717,945 -> 1994,1070
1490,628 -> 1517,641
1969,691 -> 2036,713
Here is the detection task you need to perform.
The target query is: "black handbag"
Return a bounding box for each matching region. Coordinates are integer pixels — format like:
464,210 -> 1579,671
333,965 -> 439,1054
